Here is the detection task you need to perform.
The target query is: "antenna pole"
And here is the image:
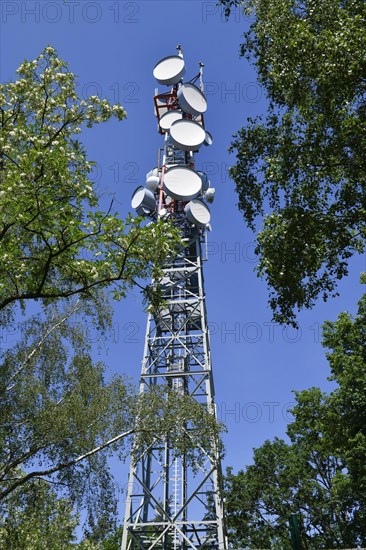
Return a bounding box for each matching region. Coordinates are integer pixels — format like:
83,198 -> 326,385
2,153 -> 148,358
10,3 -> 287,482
199,62 -> 205,94
123,49 -> 227,550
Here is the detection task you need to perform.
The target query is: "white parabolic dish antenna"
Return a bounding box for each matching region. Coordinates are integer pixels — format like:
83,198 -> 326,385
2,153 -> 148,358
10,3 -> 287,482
153,55 -> 186,86
146,175 -> 160,191
131,186 -> 156,215
203,130 -> 213,146
169,119 -> 206,151
177,83 -> 207,116
163,166 -> 202,201
185,199 -> 211,227
159,110 -> 183,132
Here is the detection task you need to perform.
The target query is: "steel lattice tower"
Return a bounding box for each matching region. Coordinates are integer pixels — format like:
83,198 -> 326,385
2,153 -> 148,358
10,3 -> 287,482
122,48 -> 227,550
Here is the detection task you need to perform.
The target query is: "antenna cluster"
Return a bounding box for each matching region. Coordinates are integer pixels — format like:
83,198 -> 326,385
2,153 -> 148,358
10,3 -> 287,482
123,48 -> 227,549
131,47 -> 215,229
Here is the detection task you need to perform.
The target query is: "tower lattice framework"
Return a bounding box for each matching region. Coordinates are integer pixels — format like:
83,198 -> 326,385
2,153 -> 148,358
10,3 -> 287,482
122,48 -> 227,550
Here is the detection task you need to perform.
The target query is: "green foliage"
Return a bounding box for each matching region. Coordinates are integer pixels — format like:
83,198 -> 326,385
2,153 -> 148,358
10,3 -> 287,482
220,0 -> 366,324
98,525 -> 123,550
322,292 -> 366,499
134,387 -> 225,471
0,46 -> 181,317
0,479 -> 78,549
0,297 -> 134,529
225,293 -> 366,548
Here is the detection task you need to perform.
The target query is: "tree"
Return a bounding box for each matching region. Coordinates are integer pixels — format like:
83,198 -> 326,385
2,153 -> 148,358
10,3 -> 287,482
0,479 -> 78,549
224,291 -> 366,548
321,281 -> 366,501
90,525 -> 123,550
0,46 -> 180,319
0,297 -> 132,534
220,0 -> 366,324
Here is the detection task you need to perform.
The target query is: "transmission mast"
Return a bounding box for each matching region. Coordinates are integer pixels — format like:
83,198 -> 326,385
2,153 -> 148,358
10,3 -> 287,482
122,47 -> 227,550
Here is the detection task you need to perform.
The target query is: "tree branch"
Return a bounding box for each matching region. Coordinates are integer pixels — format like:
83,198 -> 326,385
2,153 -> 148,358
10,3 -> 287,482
5,300 -> 82,392
0,428 -> 134,501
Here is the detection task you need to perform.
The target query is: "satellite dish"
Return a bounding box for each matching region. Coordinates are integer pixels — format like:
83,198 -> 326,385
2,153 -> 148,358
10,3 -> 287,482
203,130 -> 213,146
185,199 -> 211,227
163,166 -> 202,201
205,187 -> 216,203
146,175 -> 160,191
177,83 -> 207,116
153,56 -> 186,86
197,171 -> 210,192
146,168 -> 160,191
159,110 -> 183,132
131,186 -> 156,215
169,119 -> 206,152
146,168 -> 159,179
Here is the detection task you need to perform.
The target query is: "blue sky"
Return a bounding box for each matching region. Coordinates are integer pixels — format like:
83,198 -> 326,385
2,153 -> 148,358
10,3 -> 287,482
1,0 -> 365,521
